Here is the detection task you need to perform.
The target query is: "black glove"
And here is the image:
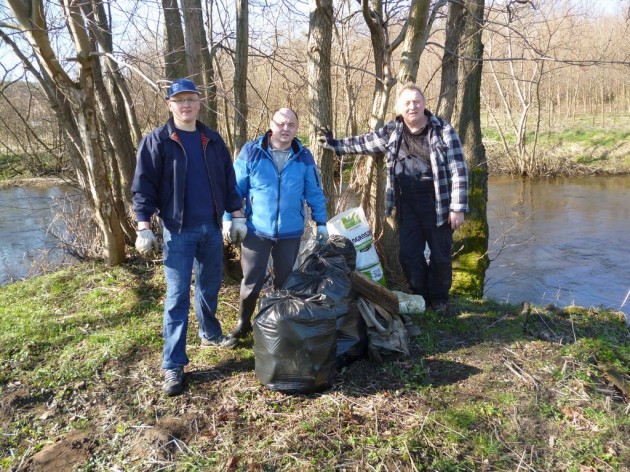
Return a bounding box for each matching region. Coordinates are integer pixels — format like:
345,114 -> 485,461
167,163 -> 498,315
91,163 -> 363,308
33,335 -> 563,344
316,126 -> 335,150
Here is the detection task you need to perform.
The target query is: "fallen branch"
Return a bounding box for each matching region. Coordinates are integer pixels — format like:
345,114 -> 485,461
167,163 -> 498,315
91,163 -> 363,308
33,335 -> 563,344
502,353 -> 540,389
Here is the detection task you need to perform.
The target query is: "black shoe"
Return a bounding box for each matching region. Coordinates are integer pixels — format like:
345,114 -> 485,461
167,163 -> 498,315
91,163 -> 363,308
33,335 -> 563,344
432,302 -> 448,312
200,335 -> 238,349
162,368 -> 184,396
431,301 -> 454,317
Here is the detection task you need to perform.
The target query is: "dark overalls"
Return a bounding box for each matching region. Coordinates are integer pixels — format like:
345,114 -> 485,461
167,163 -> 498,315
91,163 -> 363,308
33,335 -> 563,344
395,127 -> 453,306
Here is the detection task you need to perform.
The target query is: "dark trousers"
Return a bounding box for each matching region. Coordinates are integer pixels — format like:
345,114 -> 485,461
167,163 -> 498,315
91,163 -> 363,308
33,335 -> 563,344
239,233 -> 302,306
397,176 -> 453,305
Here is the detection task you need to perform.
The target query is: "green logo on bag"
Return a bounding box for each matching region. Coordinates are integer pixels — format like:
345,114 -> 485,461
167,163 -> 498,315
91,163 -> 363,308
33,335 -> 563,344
341,212 -> 362,229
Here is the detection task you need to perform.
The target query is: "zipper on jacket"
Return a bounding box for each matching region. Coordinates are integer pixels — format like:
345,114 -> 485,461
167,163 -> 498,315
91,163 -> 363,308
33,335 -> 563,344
275,172 -> 281,240
265,143 -> 300,241
172,135 -> 188,234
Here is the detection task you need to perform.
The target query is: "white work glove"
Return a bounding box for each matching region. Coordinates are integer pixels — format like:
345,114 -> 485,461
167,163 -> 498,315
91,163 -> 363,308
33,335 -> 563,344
316,127 -> 336,151
316,224 -> 329,245
222,220 -> 232,241
229,217 -> 248,244
135,229 -> 158,255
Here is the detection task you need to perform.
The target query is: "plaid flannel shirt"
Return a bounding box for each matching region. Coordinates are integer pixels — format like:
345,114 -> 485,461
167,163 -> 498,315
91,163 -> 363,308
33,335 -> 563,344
330,113 -> 469,226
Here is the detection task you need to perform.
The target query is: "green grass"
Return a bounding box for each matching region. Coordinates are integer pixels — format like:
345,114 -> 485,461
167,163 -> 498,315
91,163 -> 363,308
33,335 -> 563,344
1,262 -> 629,470
0,263 -> 164,387
0,151 -> 65,181
482,123 -> 630,148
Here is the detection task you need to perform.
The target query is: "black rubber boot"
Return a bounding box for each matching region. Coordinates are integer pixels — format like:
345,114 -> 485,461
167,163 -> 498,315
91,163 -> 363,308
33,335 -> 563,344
228,298 -> 257,339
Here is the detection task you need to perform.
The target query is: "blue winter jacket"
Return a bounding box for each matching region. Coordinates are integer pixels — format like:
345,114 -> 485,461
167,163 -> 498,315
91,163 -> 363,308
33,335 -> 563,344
131,118 -> 242,233
226,132 -> 327,240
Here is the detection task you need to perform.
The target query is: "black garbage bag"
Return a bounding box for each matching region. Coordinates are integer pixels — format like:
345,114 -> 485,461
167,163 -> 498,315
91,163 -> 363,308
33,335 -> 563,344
317,234 -> 357,271
254,290 -> 337,393
298,234 -> 356,273
283,265 -> 350,312
335,298 -> 367,367
284,241 -> 367,367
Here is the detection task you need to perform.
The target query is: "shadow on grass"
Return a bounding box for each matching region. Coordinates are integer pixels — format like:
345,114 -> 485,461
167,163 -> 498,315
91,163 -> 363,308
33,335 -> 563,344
186,355 -> 256,387
181,296 -> 629,397
315,297 -> 630,396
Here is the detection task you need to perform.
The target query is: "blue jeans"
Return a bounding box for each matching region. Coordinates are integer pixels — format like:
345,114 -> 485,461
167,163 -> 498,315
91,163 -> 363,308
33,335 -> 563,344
162,224 -> 224,370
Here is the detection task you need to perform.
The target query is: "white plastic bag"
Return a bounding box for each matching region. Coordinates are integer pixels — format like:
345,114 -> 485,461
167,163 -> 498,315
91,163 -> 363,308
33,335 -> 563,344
393,291 -> 426,314
327,207 -> 386,286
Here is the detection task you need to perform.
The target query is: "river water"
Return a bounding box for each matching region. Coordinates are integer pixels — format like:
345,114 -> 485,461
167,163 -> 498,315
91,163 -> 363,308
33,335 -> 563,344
1,177 -> 629,316
485,175 -> 630,314
0,184 -> 77,285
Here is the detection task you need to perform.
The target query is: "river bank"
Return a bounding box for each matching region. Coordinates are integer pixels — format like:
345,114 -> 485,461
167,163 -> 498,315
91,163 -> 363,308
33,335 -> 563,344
0,176 -> 69,189
1,262 -> 628,470
2,174 -> 629,315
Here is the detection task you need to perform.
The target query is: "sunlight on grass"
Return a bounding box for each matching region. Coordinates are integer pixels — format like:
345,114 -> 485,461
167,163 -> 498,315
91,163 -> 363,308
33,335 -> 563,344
2,264 -> 629,470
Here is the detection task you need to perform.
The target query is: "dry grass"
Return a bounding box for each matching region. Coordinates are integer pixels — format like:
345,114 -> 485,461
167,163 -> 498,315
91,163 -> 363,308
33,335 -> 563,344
1,263 -> 629,471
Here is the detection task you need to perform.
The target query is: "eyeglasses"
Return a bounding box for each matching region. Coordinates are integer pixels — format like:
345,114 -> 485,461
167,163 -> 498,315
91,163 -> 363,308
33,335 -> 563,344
272,120 -> 297,130
169,98 -> 200,105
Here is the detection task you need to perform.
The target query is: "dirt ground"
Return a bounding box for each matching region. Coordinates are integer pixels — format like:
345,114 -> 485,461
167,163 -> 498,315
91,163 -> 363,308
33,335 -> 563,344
3,298 -> 629,471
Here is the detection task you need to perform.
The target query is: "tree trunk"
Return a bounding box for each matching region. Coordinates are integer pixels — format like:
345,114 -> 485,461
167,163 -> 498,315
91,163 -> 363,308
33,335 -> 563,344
308,0 -> 336,218
161,0 -> 188,80
436,0 -> 465,121
182,0 -> 210,124
359,0 -> 395,285
397,0 -> 431,86
233,0 -> 249,156
86,0 -> 139,241
450,0 -> 489,298
7,0 -> 128,265
203,0 -> 218,130
357,0 -> 433,289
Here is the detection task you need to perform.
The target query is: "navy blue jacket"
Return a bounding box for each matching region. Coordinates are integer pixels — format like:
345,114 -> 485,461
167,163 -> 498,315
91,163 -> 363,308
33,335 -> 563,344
132,118 -> 242,233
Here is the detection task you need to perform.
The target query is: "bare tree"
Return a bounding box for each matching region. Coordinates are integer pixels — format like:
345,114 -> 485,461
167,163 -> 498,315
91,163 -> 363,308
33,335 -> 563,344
449,0 -> 489,298
182,0 -> 220,127
353,0 -> 439,287
202,0 -> 218,129
308,0 -> 336,217
3,0 -> 137,265
161,0 -> 188,79
233,0 -> 249,156
436,0 -> 465,121
397,0 -> 432,86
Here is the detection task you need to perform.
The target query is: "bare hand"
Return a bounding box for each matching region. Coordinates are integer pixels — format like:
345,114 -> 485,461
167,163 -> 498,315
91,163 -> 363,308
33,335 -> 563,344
449,211 -> 465,231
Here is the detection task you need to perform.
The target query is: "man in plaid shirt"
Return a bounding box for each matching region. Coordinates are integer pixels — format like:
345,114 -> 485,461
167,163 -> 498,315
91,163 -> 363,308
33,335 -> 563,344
318,84 -> 469,311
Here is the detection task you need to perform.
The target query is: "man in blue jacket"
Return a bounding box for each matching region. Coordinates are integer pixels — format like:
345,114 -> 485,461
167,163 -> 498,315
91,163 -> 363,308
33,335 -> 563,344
223,108 -> 328,341
131,78 -> 247,396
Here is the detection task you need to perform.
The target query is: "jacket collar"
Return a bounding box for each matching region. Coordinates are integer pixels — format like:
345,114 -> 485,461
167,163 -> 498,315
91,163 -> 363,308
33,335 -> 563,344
164,117 -> 216,143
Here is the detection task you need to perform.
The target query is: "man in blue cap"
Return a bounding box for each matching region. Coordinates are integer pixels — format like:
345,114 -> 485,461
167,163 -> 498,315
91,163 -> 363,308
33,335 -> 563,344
131,78 -> 248,396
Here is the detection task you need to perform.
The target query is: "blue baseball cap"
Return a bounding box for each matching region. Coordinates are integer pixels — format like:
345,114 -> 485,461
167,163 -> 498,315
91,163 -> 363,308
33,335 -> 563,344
165,78 -> 200,99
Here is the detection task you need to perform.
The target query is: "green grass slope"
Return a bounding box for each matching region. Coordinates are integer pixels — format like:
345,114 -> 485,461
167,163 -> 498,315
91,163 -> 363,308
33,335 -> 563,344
1,262 -> 629,471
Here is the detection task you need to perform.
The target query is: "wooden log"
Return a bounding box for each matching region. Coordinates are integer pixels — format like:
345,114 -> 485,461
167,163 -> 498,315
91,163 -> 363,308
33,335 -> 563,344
350,271 -> 399,315
599,363 -> 630,399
